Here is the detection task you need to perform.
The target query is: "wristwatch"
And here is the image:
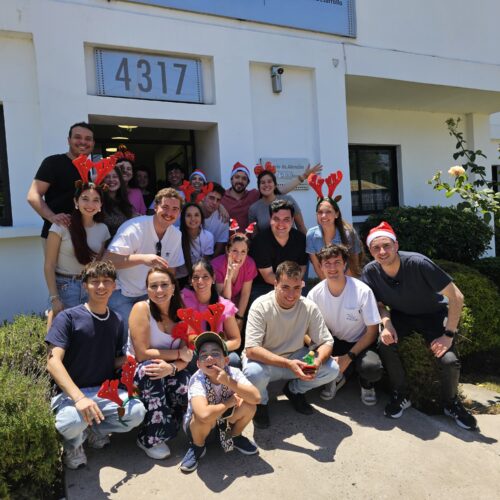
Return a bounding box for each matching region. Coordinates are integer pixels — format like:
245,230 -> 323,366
347,351 -> 357,361
444,330 -> 456,338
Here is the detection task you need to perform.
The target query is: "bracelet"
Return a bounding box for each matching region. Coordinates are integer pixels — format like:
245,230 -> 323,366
49,295 -> 60,303
235,314 -> 244,320
73,395 -> 86,404
170,363 -> 177,376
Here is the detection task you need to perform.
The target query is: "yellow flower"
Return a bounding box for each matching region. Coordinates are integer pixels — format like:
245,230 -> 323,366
448,165 -> 465,177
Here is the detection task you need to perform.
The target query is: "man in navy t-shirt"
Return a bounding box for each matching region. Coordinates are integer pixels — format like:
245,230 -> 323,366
361,222 -> 477,430
46,261 -> 145,469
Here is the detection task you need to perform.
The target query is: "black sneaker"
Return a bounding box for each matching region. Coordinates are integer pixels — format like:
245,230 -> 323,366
384,392 -> 411,418
180,444 -> 206,473
444,397 -> 478,430
232,435 -> 259,455
283,382 -> 314,415
253,404 -> 270,429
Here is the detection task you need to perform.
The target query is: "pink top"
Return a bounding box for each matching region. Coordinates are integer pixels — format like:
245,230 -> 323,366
212,254 -> 258,304
181,288 -> 237,333
128,187 -> 147,215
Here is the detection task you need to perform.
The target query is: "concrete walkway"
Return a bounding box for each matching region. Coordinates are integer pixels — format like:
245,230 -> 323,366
66,381 -> 500,499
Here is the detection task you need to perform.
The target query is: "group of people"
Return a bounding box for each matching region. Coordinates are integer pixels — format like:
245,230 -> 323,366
29,122 -> 477,475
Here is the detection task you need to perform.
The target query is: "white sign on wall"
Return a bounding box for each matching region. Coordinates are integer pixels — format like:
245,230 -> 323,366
95,49 -> 203,103
260,157 -> 310,191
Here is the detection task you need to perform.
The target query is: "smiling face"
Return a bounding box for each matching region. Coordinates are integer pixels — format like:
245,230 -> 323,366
67,126 -> 94,159
103,170 -> 121,192
231,172 -> 249,194
270,209 -> 293,239
118,161 -> 133,184
146,270 -> 174,307
258,173 -> 277,197
320,255 -> 346,282
167,167 -> 184,188
75,188 -> 102,218
203,191 -> 222,215
184,205 -> 203,231
83,275 -> 116,305
197,341 -> 227,375
316,200 -> 338,228
369,236 -> 399,267
275,274 -> 304,309
191,262 -> 214,298
227,240 -> 248,269
154,196 -> 182,230
190,174 -> 205,191
136,170 -> 149,190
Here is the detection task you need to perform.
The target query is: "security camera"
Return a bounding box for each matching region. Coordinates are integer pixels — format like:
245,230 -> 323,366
270,66 -> 284,93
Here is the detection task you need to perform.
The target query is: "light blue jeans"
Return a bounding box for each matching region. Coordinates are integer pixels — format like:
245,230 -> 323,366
242,346 -> 339,405
51,387 -> 146,450
55,275 -> 87,309
108,289 -> 148,333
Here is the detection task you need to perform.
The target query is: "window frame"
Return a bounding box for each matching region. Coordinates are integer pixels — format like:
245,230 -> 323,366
0,106 -> 12,226
348,144 -> 399,216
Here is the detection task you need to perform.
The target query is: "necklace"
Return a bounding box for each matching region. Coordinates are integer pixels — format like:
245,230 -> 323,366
85,304 -> 110,321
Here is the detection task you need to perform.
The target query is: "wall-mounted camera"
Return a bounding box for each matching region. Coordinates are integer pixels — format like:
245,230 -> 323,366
270,65 -> 284,94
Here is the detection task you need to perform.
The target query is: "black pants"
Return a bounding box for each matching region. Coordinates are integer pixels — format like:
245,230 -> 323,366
332,337 -> 383,389
377,310 -> 461,404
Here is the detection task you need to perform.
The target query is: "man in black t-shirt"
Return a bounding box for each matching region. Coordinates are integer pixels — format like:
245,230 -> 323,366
46,261 -> 145,469
27,122 -> 95,239
361,222 -> 477,430
250,199 -> 307,298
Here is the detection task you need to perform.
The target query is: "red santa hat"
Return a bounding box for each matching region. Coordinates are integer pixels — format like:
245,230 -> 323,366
366,221 -> 397,247
189,169 -> 207,183
231,162 -> 250,179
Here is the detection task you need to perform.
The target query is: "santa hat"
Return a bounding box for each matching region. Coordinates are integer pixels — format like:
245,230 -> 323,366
189,169 -> 207,183
366,221 -> 397,247
231,162 -> 250,179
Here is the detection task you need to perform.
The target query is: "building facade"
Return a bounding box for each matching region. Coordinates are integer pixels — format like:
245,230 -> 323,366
1,0 -> 500,320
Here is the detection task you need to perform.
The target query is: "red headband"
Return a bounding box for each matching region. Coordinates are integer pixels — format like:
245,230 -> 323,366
308,171 -> 343,203
195,182 -> 214,203
254,161 -> 276,177
229,219 -> 256,235
114,144 -> 136,163
72,154 -> 119,186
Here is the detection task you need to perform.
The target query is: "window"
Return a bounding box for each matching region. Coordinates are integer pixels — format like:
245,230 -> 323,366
0,106 -> 12,226
349,145 -> 398,215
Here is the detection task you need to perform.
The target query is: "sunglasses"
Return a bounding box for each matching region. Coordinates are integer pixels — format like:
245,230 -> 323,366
155,241 -> 162,256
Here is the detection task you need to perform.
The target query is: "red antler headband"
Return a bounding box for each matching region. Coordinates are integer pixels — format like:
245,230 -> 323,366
114,144 -> 136,163
179,180 -> 195,201
195,182 -> 214,204
97,356 -> 140,425
72,154 -> 118,186
308,171 -> 343,204
254,161 -> 276,177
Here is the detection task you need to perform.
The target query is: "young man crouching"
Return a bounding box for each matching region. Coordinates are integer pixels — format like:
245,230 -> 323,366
181,332 -> 261,473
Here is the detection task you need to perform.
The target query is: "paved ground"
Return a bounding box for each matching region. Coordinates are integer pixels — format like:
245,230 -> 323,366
66,381 -> 500,499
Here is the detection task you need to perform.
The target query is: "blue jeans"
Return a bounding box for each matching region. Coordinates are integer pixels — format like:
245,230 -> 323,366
242,346 -> 339,405
108,289 -> 148,333
55,275 -> 87,309
51,387 -> 146,450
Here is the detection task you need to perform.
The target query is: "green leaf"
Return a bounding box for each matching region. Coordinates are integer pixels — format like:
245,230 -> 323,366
484,212 -> 492,224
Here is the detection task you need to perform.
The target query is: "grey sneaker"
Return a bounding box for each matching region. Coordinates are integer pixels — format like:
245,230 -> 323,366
87,430 -> 110,449
320,373 -> 346,401
63,445 -> 87,469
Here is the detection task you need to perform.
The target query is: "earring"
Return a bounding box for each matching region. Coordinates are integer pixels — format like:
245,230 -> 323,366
75,205 -> 79,209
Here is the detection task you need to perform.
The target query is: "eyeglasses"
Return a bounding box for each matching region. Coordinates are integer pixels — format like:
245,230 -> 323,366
198,351 -> 223,362
148,282 -> 172,291
155,241 -> 162,256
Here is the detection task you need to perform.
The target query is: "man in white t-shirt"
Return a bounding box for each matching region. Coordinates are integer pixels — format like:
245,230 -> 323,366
307,244 -> 382,406
243,260 -> 338,429
105,188 -> 184,331
200,183 -> 229,257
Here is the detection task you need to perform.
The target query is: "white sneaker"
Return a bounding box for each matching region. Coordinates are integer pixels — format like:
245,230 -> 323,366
320,373 -> 346,401
137,439 -> 171,459
87,430 -> 111,449
360,386 -> 377,406
63,445 -> 87,469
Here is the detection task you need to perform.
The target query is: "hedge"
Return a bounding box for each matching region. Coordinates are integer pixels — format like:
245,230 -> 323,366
471,257 -> 500,289
360,206 -> 493,264
0,315 -> 61,499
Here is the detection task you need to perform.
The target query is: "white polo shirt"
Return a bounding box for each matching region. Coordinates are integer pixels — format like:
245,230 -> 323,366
108,215 -> 184,297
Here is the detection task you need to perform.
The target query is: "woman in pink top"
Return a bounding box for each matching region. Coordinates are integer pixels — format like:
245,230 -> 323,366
115,146 -> 147,215
181,259 -> 241,366
212,233 -> 257,330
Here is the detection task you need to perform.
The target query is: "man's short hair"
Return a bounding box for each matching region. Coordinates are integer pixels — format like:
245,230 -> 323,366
269,198 -> 295,218
317,244 -> 349,264
154,187 -> 184,206
165,162 -> 185,174
211,182 -> 225,197
81,260 -> 116,282
275,260 -> 302,282
68,122 -> 94,138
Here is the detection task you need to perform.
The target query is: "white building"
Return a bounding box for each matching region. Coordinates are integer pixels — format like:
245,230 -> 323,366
1,0 -> 499,321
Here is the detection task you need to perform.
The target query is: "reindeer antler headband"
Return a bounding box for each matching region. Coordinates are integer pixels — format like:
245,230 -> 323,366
254,161 -> 276,177
114,144 -> 136,163
72,154 -> 118,192
308,171 -> 343,209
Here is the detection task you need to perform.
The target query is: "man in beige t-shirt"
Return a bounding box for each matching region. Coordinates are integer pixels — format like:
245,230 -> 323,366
242,261 -> 339,429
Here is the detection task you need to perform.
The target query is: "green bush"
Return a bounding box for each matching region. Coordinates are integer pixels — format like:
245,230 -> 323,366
436,260 -> 500,358
360,206 -> 493,264
0,366 -> 60,499
0,315 -> 62,499
471,257 -> 500,288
